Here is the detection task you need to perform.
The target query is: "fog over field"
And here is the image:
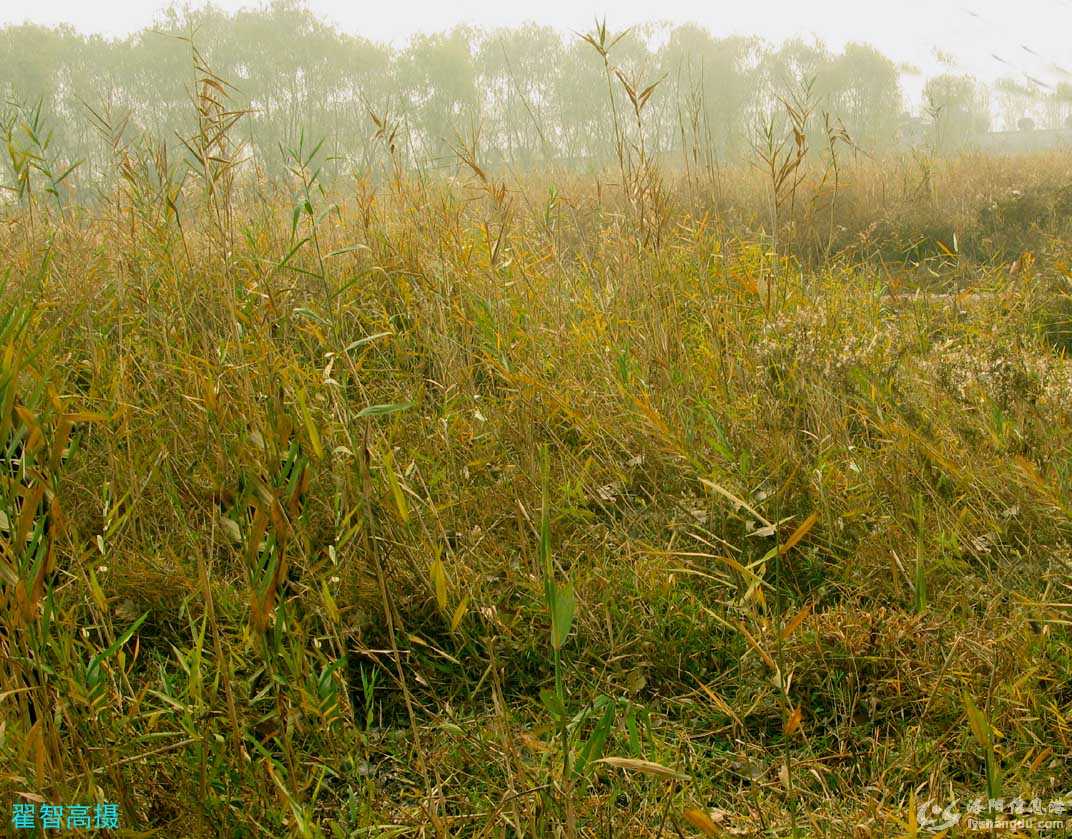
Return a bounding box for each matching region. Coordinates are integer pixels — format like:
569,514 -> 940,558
2,0 -> 1071,187
4,0 -> 1070,90
3,0 -> 1071,111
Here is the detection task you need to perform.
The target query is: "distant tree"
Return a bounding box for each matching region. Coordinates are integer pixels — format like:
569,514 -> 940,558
657,25 -> 760,161
751,40 -> 903,156
475,24 -> 565,163
764,38 -> 831,91
995,76 -> 1040,131
397,28 -> 481,159
213,1 -> 374,164
1052,82 -> 1072,131
0,23 -> 99,165
923,73 -> 990,152
0,23 -> 69,104
550,31 -> 617,163
824,43 -> 903,151
0,7 -> 1013,180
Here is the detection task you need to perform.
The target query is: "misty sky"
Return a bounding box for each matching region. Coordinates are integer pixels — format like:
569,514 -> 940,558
4,0 -> 1071,105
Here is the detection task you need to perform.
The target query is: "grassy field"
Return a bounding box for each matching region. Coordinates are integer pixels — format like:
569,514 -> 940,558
1,103 -> 1072,837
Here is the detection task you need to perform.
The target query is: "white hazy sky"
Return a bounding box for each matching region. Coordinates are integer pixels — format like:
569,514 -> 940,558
3,0 -> 1071,105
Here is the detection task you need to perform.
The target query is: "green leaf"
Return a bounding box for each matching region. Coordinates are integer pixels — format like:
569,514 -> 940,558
327,244 -> 370,259
317,656 -> 348,695
279,236 -> 309,269
343,332 -> 391,354
550,581 -> 576,652
90,612 -> 149,671
539,504 -> 551,576
540,687 -> 566,720
357,402 -> 413,418
962,691 -> 990,750
292,307 -> 328,324
575,699 -> 616,776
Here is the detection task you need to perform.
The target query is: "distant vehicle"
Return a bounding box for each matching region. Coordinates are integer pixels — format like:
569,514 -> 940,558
976,123 -> 1072,153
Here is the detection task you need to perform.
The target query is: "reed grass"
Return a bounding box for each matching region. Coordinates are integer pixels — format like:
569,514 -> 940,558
1,71 -> 1071,837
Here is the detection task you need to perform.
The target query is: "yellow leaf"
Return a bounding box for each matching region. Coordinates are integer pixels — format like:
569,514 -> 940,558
682,807 -> 722,836
518,732 -> 549,752
963,692 -> 991,749
784,705 -> 803,736
779,602 -> 813,640
779,511 -> 818,555
594,757 -> 690,780
87,567 -> 108,612
295,388 -> 323,460
430,557 -> 448,611
382,448 -> 409,524
1029,747 -> 1052,774
708,610 -> 777,672
321,579 -> 339,624
450,595 -> 469,632
692,676 -> 743,729
699,477 -> 771,528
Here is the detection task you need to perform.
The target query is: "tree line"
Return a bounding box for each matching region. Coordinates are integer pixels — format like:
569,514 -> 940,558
2,0 -> 1069,195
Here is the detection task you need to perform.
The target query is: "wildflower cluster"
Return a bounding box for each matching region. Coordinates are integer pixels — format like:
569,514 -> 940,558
753,302 -> 896,383
921,334 -> 1072,411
